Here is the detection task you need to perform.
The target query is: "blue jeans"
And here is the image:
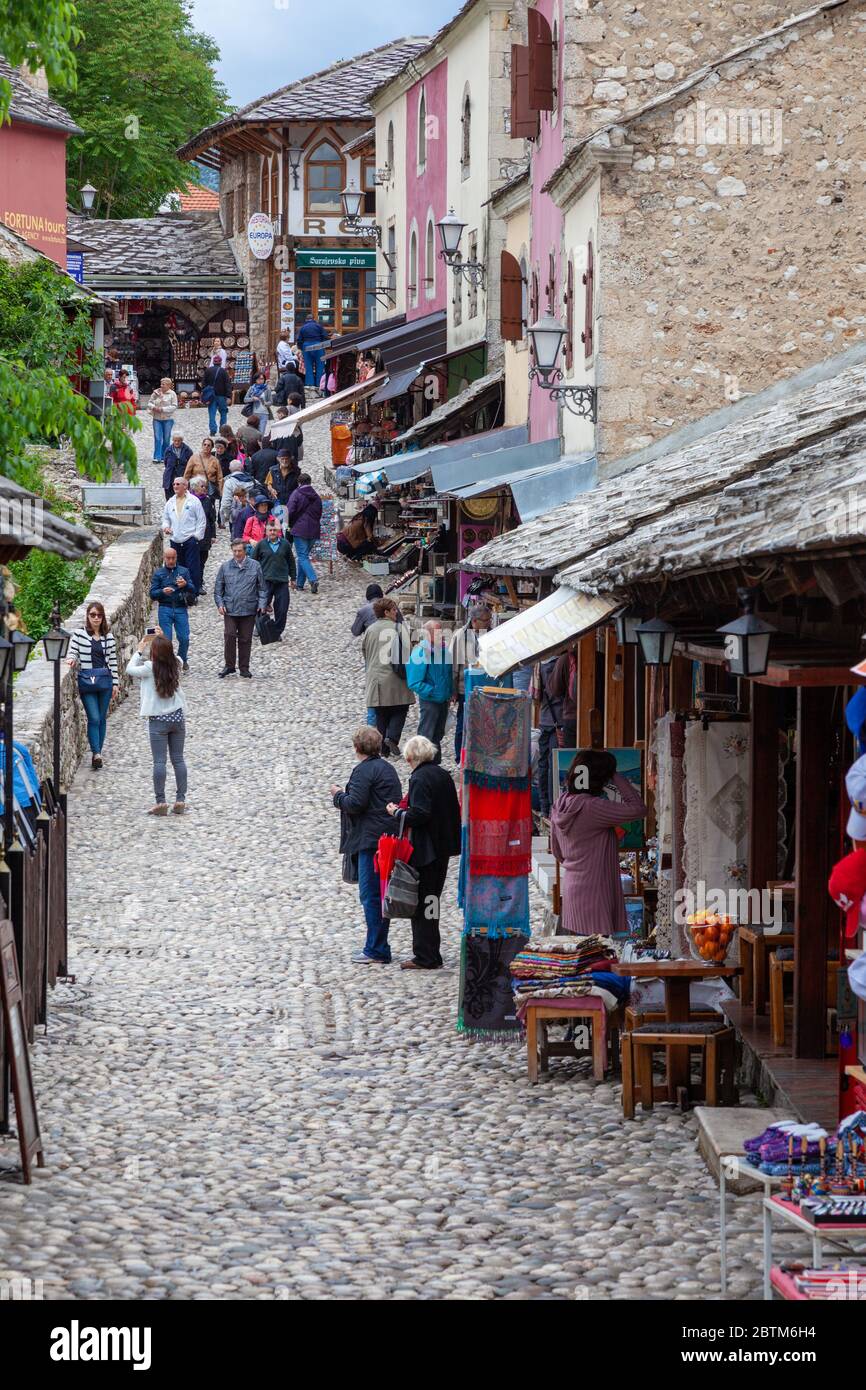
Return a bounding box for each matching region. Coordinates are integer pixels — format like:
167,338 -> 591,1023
366,707 -> 377,727
207,395 -> 228,434
294,536 -> 317,589
358,848 -> 391,962
171,536 -> 201,594
303,347 -> 324,390
158,605 -> 190,661
152,417 -> 173,461
81,685 -> 112,754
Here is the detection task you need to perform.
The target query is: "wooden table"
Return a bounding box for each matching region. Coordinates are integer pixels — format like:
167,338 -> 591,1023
611,959 -> 742,1094
738,927 -> 794,1015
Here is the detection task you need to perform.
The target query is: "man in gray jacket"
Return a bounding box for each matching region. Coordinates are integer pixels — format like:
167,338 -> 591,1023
214,537 -> 268,678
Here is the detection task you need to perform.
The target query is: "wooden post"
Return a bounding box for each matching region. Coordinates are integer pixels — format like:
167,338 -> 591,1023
749,682 -> 779,909
622,643 -> 636,746
576,632 -> 595,746
604,628 -> 625,747
670,655 -> 693,713
793,687 -> 834,1059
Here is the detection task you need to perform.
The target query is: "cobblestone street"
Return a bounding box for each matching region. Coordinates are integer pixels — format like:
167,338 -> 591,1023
0,410 -> 763,1301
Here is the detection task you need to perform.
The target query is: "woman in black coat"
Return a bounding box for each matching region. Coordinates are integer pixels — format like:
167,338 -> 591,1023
331,725 -> 402,965
386,734 -> 461,970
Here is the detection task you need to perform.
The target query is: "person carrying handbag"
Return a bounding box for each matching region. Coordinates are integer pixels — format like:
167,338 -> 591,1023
331,725 -> 401,964
68,601 -> 120,770
386,735 -> 462,969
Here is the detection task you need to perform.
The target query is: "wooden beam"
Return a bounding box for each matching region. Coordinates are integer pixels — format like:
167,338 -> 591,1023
576,632 -> 595,746
604,628 -> 624,746
793,687 -> 834,1058
670,654 -> 693,712
749,682 -> 779,902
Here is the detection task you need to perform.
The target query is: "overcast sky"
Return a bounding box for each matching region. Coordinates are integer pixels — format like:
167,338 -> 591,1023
189,0 -> 458,108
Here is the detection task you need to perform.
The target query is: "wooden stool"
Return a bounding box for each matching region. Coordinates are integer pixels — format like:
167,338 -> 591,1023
525,998 -> 618,1083
624,1006 -> 718,1031
769,957 -> 840,1047
621,1022 -> 737,1118
738,927 -> 794,1015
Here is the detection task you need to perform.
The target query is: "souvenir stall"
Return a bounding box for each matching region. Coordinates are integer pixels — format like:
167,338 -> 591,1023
106,302 -> 252,401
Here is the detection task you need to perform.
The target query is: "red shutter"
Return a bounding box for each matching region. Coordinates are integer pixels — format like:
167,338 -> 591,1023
565,257 -> 574,369
528,9 -> 555,113
500,250 -> 524,341
581,240 -> 594,358
510,45 -> 539,139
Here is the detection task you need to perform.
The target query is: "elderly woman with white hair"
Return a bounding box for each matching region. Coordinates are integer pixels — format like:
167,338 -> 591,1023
386,735 -> 461,970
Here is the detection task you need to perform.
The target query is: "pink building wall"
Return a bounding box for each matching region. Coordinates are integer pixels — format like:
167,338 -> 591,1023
0,122 -> 69,265
404,59 -> 448,322
528,0 -> 564,442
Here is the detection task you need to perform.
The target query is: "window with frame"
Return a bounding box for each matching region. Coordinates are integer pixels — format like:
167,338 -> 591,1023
418,89 -> 427,170
461,88 -> 471,178
305,139 -> 345,217
409,227 -> 418,307
224,189 -> 234,237
425,217 -> 435,297
362,156 -> 376,215
387,121 -> 395,177
468,231 -> 479,319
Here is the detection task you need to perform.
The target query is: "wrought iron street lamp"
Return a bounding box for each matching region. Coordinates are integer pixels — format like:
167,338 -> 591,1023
717,590 -> 776,678
340,184 -> 381,245
80,183 -> 97,214
10,631 -> 35,674
436,207 -> 485,288
42,606 -> 71,791
635,616 -> 678,668
527,312 -> 597,421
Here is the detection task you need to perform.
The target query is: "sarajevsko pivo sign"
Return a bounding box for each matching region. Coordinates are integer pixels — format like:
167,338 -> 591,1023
247,212 -> 275,260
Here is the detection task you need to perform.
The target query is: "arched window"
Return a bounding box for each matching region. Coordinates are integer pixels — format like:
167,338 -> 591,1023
409,226 -> 418,307
461,88 -> 471,176
425,215 -> 435,297
418,89 -> 427,170
387,120 -> 395,177
305,139 -> 345,217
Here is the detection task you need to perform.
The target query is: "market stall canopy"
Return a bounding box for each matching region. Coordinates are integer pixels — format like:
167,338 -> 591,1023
392,368 -> 504,448
446,451 -> 596,523
374,425 -> 530,485
463,340 -> 866,579
432,436 -> 561,495
268,374 -> 387,438
478,589 -> 617,678
325,313 -> 406,361
66,213 -> 244,300
370,366 -> 424,404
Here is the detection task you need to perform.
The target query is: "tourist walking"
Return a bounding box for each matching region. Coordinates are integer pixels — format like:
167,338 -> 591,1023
451,604 -> 492,761
219,459 -> 250,525
236,415 -> 262,457
362,597 -> 415,756
202,360 -> 230,434
189,477 -> 216,594
243,372 -> 272,432
249,440 -> 278,488
331,726 -> 402,965
150,546 -> 195,671
266,450 -> 301,530
68,601 -> 119,770
126,633 -> 188,816
273,362 -> 306,408
297,314 -> 329,393
407,620 -> 452,764
550,750 -> 648,936
386,735 -> 461,969
161,477 -> 206,592
548,649 -> 577,750
108,369 -> 136,414
161,431 -> 193,500
276,335 -> 293,372
242,496 -> 275,547
286,473 -> 322,593
184,436 -> 222,497
214,537 -> 268,679
351,583 -> 386,639
148,377 -> 177,462
252,520 -> 296,639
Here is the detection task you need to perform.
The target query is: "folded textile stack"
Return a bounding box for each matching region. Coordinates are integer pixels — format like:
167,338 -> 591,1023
743,1116 -> 866,1175
509,936 -> 626,1007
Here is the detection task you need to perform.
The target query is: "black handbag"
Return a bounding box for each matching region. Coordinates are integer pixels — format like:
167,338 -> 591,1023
256,613 -> 280,645
381,813 -> 419,919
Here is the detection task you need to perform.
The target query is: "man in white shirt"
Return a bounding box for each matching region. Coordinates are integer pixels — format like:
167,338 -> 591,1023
162,477 -> 206,593
276,336 -> 292,371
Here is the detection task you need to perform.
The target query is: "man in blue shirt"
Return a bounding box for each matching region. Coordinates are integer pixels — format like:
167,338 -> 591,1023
150,547 -> 196,670
296,315 -> 329,394
406,620 -> 453,764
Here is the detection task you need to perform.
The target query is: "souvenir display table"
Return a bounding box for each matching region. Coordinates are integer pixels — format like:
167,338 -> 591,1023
718,1154 -> 782,1295
769,1265 -> 866,1299
762,1195 -> 866,1300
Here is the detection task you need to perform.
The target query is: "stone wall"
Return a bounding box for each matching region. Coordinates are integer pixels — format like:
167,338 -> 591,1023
595,2 -> 866,463
14,527 -> 162,787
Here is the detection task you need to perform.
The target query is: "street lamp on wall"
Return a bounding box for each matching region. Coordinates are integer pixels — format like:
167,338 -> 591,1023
287,147 -> 303,191
436,207 -> 485,288
528,312 -> 597,421
340,183 -> 381,245
80,183 -> 97,215
615,608 -> 643,647
42,606 -> 71,792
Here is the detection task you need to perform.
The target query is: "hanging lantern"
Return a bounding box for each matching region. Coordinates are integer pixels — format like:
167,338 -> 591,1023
436,207 -> 466,260
10,630 -> 35,673
42,626 -> 71,664
527,313 -> 566,380
635,616 -> 677,667
341,183 -> 364,221
717,604 -> 776,678
615,608 -> 642,646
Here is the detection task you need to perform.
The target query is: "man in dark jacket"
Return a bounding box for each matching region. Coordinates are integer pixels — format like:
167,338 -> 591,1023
161,432 -> 193,499
286,473 -> 323,594
386,736 -> 462,969
252,521 -> 296,638
249,442 -> 278,488
150,547 -> 196,670
236,418 -> 262,455
203,362 -> 230,434
331,726 -> 402,964
548,649 -> 577,750
213,538 -> 268,678
273,367 -> 306,407
267,450 -> 301,511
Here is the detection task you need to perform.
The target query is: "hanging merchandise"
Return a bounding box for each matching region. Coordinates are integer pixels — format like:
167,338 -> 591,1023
682,721 -> 750,913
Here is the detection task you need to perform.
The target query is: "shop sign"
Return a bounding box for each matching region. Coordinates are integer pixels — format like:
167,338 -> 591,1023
247,212 -> 275,260
66,252 -> 84,284
280,272 -> 295,332
295,249 -> 376,270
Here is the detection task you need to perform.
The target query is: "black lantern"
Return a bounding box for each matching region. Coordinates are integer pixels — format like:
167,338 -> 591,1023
635,616 -> 677,667
341,182 -> 364,221
717,592 -> 776,677
41,624 -> 71,664
615,608 -> 642,646
10,630 -> 35,673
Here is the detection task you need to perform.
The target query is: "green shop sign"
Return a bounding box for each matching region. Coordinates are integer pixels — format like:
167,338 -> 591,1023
295,249 -> 377,270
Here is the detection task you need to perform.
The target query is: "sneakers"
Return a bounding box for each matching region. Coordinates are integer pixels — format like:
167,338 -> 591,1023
218,667 -> 236,678
310,582 -> 319,594
182,661 -> 189,672
91,753 -> 103,770
350,949 -> 389,965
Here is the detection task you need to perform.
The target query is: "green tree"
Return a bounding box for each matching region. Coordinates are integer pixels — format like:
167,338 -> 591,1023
59,0 -> 229,218
0,0 -> 80,120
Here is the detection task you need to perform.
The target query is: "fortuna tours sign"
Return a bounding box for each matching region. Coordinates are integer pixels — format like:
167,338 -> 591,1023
295,249 -> 376,270
247,212 -> 275,260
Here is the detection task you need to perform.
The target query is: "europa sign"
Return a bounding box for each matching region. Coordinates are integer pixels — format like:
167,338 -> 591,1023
247,212 -> 275,260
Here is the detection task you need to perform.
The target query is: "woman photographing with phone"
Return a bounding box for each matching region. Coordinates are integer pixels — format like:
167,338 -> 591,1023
68,601 -> 120,770
126,631 -> 188,816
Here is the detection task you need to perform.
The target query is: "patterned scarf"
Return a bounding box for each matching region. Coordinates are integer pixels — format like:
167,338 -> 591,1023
457,932 -> 529,1040
468,783 -> 532,877
464,688 -> 531,790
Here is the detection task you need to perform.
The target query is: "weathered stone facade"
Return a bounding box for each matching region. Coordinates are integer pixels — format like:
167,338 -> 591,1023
592,1 -> 866,463
219,153 -> 271,363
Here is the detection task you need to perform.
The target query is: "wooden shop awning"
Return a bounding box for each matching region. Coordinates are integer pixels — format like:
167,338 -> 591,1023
478,588 -> 617,678
267,375 -> 387,439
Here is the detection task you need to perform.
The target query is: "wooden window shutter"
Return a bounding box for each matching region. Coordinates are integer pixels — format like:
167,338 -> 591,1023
565,257 -> 574,369
581,240 -> 594,358
528,9 -> 555,112
510,45 -> 539,139
500,250 -> 524,341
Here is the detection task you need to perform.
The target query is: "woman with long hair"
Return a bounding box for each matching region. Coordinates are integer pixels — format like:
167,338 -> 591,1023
550,748 -> 648,936
68,600 -> 120,770
126,632 -> 188,815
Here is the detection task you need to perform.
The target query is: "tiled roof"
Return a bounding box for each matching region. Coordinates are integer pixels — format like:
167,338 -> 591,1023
178,182 -> 219,212
66,212 -> 242,288
0,221 -> 43,267
369,0 -> 485,103
178,37 -> 429,159
0,58 -> 82,135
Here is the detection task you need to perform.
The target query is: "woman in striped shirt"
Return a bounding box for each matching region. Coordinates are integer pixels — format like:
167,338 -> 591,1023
68,601 -> 120,770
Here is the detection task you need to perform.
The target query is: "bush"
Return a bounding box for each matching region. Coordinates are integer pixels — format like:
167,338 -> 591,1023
10,548 -> 99,640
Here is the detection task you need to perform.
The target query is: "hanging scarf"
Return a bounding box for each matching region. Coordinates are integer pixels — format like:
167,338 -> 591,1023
468,783 -> 532,877
464,688 -> 531,790
457,931 -> 529,1040
463,873 -> 530,937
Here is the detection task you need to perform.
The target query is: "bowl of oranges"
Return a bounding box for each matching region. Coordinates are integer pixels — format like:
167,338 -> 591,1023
686,912 -> 737,963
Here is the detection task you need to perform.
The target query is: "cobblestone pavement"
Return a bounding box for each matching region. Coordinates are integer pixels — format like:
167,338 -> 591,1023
0,406 -> 765,1300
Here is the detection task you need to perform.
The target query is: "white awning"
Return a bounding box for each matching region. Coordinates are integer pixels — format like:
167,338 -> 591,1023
478,588 -> 617,678
268,374 -> 387,439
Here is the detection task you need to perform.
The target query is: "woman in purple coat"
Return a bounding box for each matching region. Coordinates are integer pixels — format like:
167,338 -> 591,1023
550,749 -> 648,936
286,472 -> 322,594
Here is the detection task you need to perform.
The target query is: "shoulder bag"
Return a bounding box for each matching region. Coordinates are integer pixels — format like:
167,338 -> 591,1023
382,813 -> 420,919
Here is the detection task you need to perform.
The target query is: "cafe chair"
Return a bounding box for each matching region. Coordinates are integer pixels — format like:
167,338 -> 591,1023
621,1021 -> 737,1118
